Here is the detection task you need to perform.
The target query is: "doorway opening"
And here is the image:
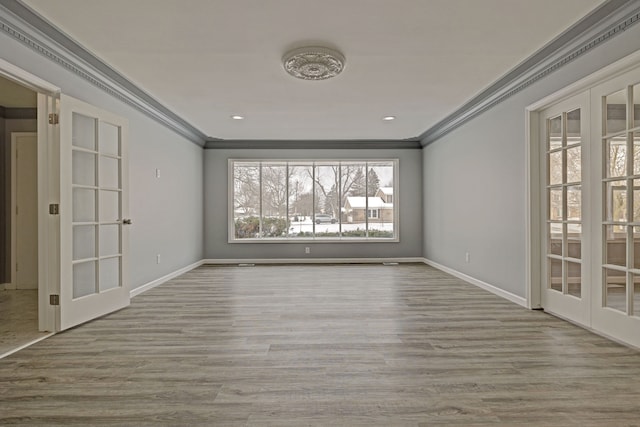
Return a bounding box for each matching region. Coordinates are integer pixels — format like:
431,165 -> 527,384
0,75 -> 50,357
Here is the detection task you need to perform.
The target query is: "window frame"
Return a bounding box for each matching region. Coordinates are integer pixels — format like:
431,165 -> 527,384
228,158 -> 399,243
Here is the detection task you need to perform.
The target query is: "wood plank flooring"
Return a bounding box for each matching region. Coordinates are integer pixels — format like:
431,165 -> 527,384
2,263 -> 640,426
0,290 -> 50,357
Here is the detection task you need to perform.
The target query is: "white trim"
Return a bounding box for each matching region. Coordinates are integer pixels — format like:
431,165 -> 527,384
203,257 -> 424,265
129,260 -> 206,298
527,49 -> 640,112
0,58 -> 60,95
422,258 -> 528,308
228,159 -> 400,243
130,257 -> 469,298
0,332 -> 54,360
38,93 -> 59,332
524,108 -> 541,309
10,137 -> 16,290
421,2 -> 640,145
0,7 -> 205,145
228,238 -> 401,244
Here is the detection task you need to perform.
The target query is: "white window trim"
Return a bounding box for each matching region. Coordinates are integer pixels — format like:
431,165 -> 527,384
227,158 -> 399,243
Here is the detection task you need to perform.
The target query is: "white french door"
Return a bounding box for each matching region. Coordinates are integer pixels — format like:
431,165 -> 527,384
537,60 -> 640,347
590,67 -> 640,348
59,94 -> 130,330
540,92 -> 591,327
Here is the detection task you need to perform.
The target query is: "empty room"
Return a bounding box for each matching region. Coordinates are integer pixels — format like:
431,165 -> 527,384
2,0 -> 640,425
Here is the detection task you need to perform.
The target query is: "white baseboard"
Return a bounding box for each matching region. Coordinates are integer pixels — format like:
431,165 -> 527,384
130,258 -> 422,298
202,257 -> 424,265
130,260 -> 205,298
0,283 -> 8,291
129,258 -> 527,309
422,258 -> 528,308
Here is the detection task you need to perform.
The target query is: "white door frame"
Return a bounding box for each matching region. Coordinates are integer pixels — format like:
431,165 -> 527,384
10,132 -> 38,290
526,50 -> 640,316
0,59 -> 61,332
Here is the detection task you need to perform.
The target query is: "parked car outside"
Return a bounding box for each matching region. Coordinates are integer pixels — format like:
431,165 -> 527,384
315,214 -> 337,224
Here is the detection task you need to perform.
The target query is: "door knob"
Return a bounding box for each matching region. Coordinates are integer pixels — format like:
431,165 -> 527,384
122,218 -> 133,225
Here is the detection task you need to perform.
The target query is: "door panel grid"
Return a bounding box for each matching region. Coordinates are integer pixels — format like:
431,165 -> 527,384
601,84 -> 640,317
546,108 -> 583,298
534,56 -> 640,347
71,112 -> 122,299
60,94 -> 130,331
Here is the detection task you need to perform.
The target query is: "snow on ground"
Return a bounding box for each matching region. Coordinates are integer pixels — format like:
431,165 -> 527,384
287,218 -> 393,234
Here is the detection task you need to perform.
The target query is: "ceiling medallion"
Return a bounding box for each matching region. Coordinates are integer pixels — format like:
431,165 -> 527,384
283,46 -> 345,81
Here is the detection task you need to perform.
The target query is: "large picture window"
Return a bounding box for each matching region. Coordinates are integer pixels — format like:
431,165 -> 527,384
230,159 -> 398,242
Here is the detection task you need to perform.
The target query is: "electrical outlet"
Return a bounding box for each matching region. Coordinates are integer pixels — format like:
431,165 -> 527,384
305,247 -> 310,254
465,252 -> 470,263
155,168 -> 161,178
157,254 -> 161,264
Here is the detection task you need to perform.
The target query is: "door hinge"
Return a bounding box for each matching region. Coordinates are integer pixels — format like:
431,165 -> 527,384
49,203 -> 59,215
48,113 -> 59,125
49,294 -> 60,306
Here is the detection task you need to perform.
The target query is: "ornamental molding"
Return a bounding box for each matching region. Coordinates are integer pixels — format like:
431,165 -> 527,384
283,46 -> 345,81
419,0 -> 640,146
0,0 -> 207,146
1,0 -> 637,147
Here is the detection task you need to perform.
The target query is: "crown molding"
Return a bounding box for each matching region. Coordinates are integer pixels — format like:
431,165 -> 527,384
419,0 -> 640,146
204,139 -> 422,150
2,1 -> 635,149
0,0 -> 207,146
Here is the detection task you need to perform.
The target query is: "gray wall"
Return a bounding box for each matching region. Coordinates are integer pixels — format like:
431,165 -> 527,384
0,31 -> 204,291
422,23 -> 640,298
204,148 -> 422,260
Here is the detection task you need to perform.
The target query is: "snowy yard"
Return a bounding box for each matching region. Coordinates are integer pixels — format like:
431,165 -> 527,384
287,218 -> 393,235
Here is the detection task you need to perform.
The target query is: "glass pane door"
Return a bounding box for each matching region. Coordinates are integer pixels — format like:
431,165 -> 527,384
546,109 -> 583,297
72,114 -> 122,298
540,91 -> 590,327
59,94 -> 129,331
594,79 -> 640,346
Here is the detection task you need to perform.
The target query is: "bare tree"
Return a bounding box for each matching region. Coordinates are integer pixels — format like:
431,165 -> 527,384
261,165 -> 289,217
233,165 -> 260,216
308,164 -> 363,217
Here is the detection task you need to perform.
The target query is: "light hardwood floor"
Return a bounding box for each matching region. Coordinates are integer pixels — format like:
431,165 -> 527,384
0,289 -> 50,357
1,263 -> 640,426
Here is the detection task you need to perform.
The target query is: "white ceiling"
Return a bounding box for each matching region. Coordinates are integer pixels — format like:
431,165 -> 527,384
22,0 -> 603,141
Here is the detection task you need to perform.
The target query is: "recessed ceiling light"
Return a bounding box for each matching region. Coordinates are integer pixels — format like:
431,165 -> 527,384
383,116 -> 396,121
231,115 -> 244,120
